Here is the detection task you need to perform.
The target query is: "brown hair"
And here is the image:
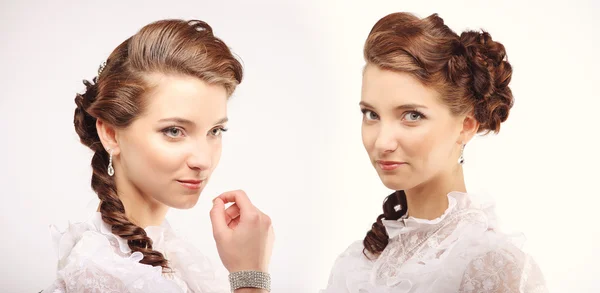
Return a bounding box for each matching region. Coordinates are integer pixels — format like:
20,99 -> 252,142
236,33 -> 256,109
362,12 -> 513,257
73,19 -> 243,270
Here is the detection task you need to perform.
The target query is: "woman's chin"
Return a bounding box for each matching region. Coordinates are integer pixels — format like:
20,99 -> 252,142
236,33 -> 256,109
380,177 -> 411,191
167,193 -> 201,210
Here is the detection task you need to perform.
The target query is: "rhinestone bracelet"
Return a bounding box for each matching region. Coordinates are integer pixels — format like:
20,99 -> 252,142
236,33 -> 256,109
229,270 -> 271,292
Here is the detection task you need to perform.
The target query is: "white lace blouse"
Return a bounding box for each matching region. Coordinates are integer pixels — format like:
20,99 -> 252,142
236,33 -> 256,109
42,212 -> 229,293
321,192 -> 548,293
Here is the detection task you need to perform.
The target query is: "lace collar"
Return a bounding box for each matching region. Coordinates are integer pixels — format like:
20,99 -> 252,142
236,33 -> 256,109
91,212 -> 174,254
50,212 -> 175,266
381,191 -> 498,239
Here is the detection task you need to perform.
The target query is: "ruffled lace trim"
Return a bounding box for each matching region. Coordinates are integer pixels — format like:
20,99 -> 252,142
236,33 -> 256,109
47,212 -> 229,293
382,192 -> 496,239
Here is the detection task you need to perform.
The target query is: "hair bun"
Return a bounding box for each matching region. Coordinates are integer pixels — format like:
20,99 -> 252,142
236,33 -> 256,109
459,31 -> 513,133
73,79 -> 101,150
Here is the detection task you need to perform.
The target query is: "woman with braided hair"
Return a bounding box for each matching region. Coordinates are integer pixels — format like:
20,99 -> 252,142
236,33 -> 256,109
42,19 -> 273,293
321,12 -> 548,293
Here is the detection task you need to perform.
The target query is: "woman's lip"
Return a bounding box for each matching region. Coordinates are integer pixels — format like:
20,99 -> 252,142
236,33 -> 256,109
377,160 -> 405,165
177,180 -> 203,189
178,179 -> 202,184
376,160 -> 406,171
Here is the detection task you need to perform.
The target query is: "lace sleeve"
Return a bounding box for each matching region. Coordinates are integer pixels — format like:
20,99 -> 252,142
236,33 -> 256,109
458,247 -> 548,293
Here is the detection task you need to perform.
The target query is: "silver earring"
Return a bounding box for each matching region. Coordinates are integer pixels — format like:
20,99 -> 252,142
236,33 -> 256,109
394,204 -> 403,212
107,149 -> 114,176
458,144 -> 465,165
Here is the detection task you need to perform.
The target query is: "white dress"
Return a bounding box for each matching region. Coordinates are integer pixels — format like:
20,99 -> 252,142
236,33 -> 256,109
42,212 -> 229,293
321,192 -> 548,293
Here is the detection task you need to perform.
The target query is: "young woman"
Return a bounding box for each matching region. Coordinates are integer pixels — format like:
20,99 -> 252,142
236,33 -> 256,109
321,12 -> 548,293
42,19 -> 273,293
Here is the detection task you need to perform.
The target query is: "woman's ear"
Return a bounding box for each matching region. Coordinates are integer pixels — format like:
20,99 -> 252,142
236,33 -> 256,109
457,113 -> 479,144
96,119 -> 120,155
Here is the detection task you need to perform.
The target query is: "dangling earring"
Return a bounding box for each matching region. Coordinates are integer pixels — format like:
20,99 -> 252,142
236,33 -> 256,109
458,144 -> 465,165
107,149 -> 115,176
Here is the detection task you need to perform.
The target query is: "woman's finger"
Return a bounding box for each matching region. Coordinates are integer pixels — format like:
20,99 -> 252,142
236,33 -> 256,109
224,203 -> 240,226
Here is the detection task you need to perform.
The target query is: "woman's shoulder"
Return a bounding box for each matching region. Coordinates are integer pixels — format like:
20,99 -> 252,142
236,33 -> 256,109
43,213 -> 182,293
49,213 -> 134,269
458,233 -> 548,292
73,213 -> 228,293
327,239 -> 380,280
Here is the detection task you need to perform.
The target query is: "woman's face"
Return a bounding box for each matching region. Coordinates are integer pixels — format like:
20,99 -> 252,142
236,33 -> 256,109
113,73 -> 228,209
360,64 -> 472,191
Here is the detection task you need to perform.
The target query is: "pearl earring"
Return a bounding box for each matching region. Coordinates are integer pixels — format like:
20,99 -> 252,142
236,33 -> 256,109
458,144 -> 465,165
107,149 -> 114,176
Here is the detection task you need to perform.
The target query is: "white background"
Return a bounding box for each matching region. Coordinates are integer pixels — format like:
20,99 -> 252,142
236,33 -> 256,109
1,0 -> 599,292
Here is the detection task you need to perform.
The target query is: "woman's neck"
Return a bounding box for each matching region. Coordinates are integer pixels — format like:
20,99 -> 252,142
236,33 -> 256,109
404,166 -> 466,220
98,175 -> 170,228
121,193 -> 169,228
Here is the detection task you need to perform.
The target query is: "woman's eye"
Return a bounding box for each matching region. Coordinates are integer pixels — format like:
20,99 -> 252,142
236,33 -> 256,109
362,109 -> 379,120
404,111 -> 424,122
211,127 -> 228,136
163,127 -> 184,138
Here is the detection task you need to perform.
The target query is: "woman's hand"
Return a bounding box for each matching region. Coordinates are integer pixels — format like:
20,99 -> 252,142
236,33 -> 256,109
209,190 -> 274,273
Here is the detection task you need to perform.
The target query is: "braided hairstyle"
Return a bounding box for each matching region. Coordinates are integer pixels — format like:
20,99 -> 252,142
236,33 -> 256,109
73,19 -> 243,270
362,12 -> 513,257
